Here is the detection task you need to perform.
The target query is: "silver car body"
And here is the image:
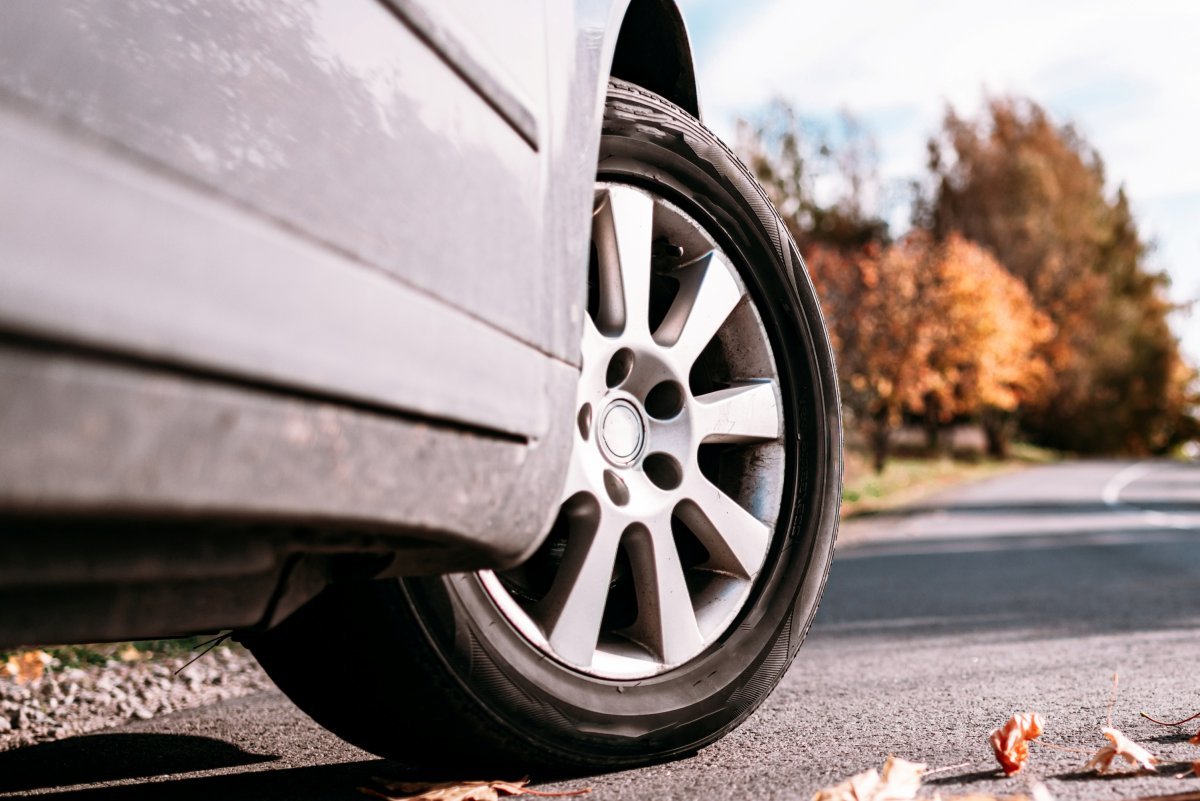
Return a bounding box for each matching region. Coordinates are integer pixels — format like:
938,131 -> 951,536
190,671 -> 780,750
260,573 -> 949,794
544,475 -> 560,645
0,0 -> 700,643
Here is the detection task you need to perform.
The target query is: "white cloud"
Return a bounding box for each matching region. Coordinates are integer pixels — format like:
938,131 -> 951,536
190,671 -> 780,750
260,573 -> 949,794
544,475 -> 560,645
683,0 -> 1200,362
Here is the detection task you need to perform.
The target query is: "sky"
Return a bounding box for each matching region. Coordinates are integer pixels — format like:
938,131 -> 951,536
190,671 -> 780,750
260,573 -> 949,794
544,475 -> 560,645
677,0 -> 1200,366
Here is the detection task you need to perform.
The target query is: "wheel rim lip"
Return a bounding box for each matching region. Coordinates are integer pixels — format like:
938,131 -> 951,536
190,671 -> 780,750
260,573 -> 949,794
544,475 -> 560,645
480,182 -> 788,680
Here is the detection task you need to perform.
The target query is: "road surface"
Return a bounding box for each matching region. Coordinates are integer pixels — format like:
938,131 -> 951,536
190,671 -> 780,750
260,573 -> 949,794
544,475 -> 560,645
3,459 -> 1200,800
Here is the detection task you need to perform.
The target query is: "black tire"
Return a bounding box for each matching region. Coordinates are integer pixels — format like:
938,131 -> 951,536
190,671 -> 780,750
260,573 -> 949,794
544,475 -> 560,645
245,79 -> 842,771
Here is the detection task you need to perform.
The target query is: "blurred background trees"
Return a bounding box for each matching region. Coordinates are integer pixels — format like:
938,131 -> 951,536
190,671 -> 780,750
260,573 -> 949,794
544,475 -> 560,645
739,96 -> 1198,471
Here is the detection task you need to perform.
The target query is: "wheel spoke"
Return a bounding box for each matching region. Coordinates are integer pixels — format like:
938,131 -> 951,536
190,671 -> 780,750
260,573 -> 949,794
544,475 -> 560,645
676,477 -> 771,580
655,252 -> 745,371
538,507 -> 623,668
623,522 -> 704,665
694,381 -> 781,444
593,187 -> 654,338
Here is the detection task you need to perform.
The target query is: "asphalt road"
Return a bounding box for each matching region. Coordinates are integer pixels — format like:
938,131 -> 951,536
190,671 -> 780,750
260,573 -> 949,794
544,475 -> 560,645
4,459 -> 1200,801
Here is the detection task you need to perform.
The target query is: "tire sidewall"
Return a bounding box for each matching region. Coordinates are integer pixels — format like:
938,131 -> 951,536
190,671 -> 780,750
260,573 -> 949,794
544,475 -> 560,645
403,82 -> 843,767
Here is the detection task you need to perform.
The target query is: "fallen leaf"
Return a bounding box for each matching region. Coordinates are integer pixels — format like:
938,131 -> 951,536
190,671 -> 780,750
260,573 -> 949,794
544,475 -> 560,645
934,794 -> 1031,801
1084,727 -> 1158,773
812,756 -> 927,801
361,778 -> 591,801
933,782 -> 1056,801
360,783 -> 498,801
1029,782 -> 1056,801
119,644 -> 143,662
878,756 -> 927,801
360,783 -> 495,801
989,712 -> 1045,776
1,650 -> 52,684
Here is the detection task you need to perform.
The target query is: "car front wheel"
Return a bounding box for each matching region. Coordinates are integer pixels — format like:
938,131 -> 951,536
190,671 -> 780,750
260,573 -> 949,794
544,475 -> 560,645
246,79 -> 842,770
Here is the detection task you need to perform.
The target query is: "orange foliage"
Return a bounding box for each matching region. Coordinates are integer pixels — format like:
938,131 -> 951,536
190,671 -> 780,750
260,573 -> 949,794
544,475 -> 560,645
927,97 -> 1196,454
806,240 -> 930,433
806,232 -> 1052,469
922,234 -> 1054,421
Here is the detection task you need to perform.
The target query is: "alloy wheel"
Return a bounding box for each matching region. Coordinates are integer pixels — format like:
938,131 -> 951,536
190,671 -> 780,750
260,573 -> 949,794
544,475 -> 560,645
480,183 -> 787,679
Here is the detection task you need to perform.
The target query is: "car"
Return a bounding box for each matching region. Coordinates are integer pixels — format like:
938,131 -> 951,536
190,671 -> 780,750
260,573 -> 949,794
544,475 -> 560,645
0,0 -> 842,769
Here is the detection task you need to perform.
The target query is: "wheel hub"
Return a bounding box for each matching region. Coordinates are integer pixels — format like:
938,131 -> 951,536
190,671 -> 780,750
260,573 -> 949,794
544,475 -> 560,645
598,399 -> 645,465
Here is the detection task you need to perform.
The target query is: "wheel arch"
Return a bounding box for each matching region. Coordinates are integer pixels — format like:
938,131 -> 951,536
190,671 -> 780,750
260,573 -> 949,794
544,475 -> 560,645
608,0 -> 700,119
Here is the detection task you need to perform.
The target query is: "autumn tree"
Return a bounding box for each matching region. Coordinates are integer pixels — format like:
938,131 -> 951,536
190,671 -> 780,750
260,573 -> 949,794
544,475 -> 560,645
919,234 -> 1054,457
922,96 -> 1195,453
741,101 -> 1066,468
806,233 -> 1054,469
803,240 -> 932,471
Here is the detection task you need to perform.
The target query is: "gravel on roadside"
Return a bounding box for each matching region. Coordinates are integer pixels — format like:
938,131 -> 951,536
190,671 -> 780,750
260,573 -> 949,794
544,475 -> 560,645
0,646 -> 274,751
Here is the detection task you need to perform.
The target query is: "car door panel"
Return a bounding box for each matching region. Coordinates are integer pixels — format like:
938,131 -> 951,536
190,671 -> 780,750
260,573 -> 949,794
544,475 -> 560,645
0,104 -> 549,439
0,0 -> 563,429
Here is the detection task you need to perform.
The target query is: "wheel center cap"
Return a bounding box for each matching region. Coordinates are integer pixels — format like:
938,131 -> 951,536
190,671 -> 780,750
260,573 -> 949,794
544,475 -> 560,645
600,400 -> 645,465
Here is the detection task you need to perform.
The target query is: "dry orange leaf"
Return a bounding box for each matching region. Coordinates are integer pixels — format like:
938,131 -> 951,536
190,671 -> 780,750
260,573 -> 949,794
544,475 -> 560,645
1084,727 -> 1159,774
1,650 -> 52,684
812,756 -> 927,801
989,712 -> 1044,776
935,782 -> 1056,801
360,778 -> 591,801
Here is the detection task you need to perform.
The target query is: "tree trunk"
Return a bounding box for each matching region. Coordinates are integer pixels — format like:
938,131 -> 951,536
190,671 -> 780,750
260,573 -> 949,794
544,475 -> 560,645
982,408 -> 1013,459
871,417 -> 891,474
923,393 -> 943,456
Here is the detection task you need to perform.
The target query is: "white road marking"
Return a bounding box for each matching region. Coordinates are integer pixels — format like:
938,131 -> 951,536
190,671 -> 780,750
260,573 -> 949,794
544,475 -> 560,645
1101,460 -> 1159,507
1100,460 -> 1195,531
